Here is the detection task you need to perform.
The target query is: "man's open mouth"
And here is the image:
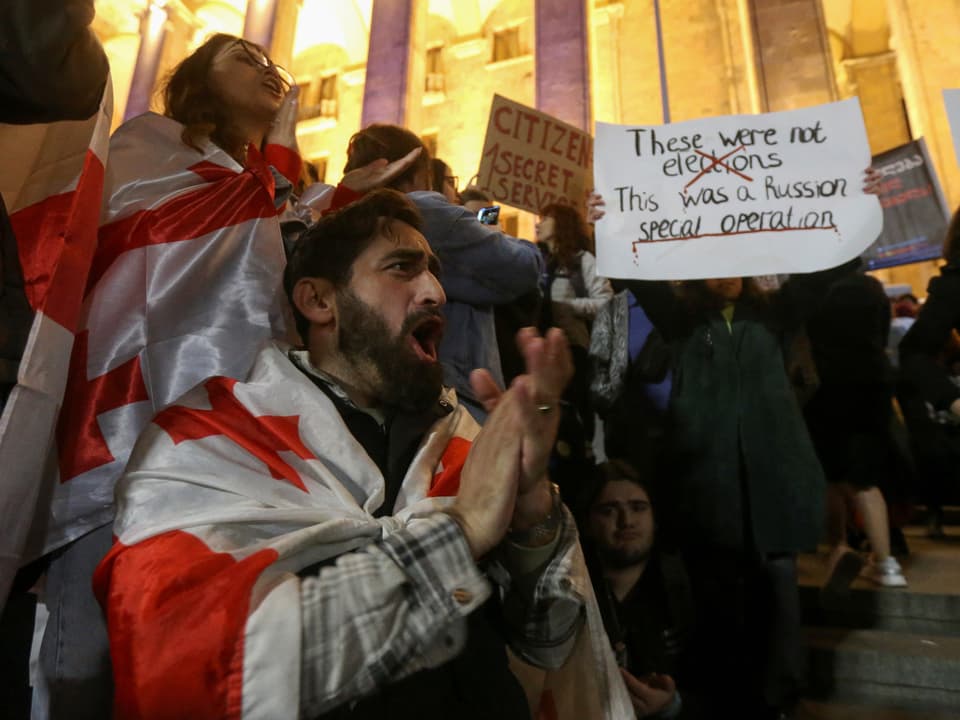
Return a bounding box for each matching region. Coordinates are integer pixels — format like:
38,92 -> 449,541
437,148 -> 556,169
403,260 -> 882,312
408,316 -> 444,363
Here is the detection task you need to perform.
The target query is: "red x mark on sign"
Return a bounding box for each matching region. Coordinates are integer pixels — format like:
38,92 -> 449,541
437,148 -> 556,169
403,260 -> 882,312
683,145 -> 754,191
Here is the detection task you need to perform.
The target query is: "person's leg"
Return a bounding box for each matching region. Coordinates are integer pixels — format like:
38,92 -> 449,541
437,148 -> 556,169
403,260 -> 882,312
38,524 -> 113,720
824,483 -> 847,549
853,486 -> 891,560
822,483 -> 865,602
922,443 -> 950,538
752,553 -> 804,718
681,547 -> 748,712
854,486 -> 908,587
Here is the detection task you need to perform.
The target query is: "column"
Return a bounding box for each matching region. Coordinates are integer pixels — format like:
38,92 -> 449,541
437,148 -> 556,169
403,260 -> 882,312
534,0 -> 591,130
123,1 -> 170,121
243,0 -> 279,51
361,0 -> 426,129
842,52 -> 910,154
749,0 -> 836,112
886,0 -> 960,205
102,32 -> 141,130
265,0 -> 300,68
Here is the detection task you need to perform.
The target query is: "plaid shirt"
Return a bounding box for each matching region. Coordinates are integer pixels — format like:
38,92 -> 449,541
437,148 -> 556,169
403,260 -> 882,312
99,343 -> 592,719
300,509 -> 584,717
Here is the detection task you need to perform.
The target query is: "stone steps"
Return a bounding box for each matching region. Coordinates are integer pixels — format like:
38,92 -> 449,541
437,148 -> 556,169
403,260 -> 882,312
797,698 -> 960,719
799,582 -> 960,636
804,626 -> 960,710
798,526 -> 960,716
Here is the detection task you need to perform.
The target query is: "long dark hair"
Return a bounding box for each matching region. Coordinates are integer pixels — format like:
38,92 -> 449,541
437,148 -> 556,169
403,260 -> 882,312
540,202 -> 592,271
162,33 -> 244,158
678,277 -> 768,316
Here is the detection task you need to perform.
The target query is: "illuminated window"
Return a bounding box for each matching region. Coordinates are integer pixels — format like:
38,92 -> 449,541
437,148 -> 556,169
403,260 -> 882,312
299,73 -> 339,121
492,26 -> 522,62
318,74 -> 338,118
425,45 -> 445,92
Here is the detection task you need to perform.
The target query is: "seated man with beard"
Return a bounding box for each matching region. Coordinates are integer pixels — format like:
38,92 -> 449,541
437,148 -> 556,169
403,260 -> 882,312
581,459 -> 697,719
92,190 -> 611,719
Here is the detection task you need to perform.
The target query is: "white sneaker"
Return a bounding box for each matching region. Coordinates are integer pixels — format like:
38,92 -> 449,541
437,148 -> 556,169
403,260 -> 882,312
862,556 -> 907,588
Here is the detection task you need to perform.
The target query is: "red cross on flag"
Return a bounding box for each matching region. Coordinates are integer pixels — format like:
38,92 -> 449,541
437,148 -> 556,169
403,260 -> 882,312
0,83 -> 112,605
9,111 -> 293,578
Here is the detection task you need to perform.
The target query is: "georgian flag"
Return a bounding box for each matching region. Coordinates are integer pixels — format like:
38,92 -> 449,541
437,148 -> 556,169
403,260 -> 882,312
93,342 -> 631,719
34,112 -> 295,558
0,82 -> 112,605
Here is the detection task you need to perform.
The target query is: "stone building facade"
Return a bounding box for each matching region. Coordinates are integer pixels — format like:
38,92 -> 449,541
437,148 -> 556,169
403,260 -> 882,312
91,0 -> 959,292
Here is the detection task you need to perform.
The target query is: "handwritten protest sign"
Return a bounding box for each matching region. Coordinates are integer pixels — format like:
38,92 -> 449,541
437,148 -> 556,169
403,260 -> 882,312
942,89 -> 960,166
476,94 -> 592,215
593,98 -> 882,280
865,138 -> 948,269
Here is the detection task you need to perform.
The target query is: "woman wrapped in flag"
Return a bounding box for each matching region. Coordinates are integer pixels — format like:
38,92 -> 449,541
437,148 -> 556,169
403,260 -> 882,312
30,33 -> 420,717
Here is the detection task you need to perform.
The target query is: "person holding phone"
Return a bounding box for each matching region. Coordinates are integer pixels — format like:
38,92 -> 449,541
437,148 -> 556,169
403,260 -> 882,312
458,187 -> 542,385
461,187 -> 501,228
477,205 -> 501,225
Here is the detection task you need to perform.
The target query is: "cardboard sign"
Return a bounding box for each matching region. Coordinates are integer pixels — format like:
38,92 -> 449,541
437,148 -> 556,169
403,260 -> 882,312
476,95 -> 593,215
943,89 -> 960,166
864,138 -> 949,269
593,98 -> 882,280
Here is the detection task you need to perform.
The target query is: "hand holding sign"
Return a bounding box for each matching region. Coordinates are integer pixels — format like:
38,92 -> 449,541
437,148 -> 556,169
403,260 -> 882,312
593,98 -> 882,280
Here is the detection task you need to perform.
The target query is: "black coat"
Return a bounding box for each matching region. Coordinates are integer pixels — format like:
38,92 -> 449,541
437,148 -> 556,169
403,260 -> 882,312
899,264 -> 960,412
627,273 -> 842,555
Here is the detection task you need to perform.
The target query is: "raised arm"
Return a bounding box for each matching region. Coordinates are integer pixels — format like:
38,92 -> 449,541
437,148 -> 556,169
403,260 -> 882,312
466,328 -> 585,666
1,0 -> 109,123
415,194 -> 543,306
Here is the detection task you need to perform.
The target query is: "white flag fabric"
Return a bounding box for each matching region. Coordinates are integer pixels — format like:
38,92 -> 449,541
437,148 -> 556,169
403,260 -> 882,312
32,112 -> 290,557
93,341 -> 632,719
0,82 -> 113,606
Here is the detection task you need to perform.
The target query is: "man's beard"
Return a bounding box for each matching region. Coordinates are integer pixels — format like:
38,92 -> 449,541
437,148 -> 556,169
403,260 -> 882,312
338,290 -> 444,413
595,544 -> 651,570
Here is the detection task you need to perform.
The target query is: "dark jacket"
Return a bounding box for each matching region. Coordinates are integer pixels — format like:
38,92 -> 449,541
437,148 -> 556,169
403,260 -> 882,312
804,268 -> 897,487
899,264 -> 960,412
626,273 -> 841,555
301,374 -> 530,720
807,270 -> 892,387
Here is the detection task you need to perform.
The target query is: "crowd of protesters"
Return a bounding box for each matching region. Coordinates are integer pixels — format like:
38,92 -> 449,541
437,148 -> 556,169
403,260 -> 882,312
2,13 -> 960,720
